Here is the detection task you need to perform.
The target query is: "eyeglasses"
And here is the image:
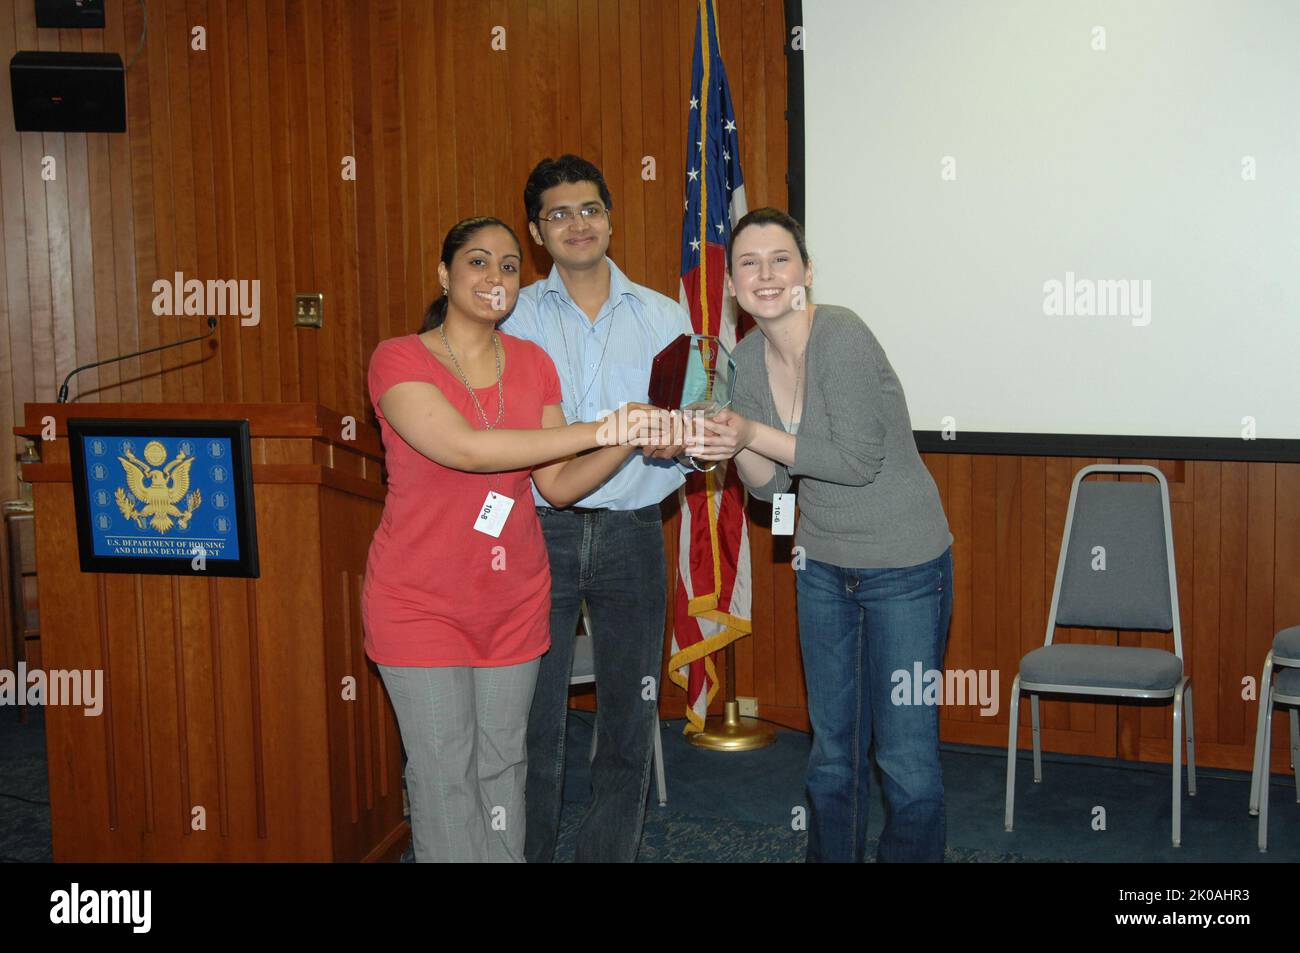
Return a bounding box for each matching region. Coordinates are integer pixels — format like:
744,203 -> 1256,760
538,204 -> 608,226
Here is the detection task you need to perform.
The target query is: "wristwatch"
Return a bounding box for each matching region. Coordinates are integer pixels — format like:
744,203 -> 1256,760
679,453 -> 718,473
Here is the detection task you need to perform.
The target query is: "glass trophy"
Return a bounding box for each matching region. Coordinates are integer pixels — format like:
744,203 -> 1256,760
648,334 -> 736,471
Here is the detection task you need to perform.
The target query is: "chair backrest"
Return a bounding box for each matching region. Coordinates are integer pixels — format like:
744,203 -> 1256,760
1046,465 -> 1182,656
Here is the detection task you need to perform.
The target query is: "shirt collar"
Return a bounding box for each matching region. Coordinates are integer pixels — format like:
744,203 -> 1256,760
541,257 -> 645,317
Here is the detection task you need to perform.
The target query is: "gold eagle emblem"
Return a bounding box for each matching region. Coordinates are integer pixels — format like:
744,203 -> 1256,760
115,440 -> 202,534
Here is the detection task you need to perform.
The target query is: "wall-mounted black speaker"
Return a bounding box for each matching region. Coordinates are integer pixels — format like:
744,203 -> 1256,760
36,0 -> 107,29
9,52 -> 125,133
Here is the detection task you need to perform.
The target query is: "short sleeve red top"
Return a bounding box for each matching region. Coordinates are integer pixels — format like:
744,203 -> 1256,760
362,332 -> 562,667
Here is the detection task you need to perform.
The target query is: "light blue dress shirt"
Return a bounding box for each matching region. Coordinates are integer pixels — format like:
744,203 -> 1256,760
500,257 -> 694,510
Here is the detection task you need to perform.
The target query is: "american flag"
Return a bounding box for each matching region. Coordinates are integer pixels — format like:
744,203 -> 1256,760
669,0 -> 752,733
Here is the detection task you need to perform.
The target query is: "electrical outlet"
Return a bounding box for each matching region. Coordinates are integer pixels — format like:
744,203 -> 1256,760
738,696 -> 758,718
294,292 -> 324,328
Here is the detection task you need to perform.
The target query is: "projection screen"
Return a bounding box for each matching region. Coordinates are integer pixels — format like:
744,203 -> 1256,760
800,0 -> 1300,443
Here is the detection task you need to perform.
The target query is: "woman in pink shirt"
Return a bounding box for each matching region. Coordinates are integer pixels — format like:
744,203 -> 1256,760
364,216 -> 668,862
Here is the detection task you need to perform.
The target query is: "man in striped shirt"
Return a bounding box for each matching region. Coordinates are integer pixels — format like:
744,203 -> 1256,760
502,155 -> 692,863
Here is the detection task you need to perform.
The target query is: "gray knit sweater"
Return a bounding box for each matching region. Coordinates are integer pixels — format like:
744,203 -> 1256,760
729,304 -> 952,569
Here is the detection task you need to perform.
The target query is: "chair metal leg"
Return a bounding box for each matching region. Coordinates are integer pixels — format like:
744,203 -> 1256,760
1172,679 -> 1184,847
1249,653 -> 1274,816
590,714 -> 598,762
1292,703 -> 1298,771
1031,693 -> 1042,783
1290,708 -> 1299,802
1184,681 -> 1197,796
1259,683 -> 1274,852
653,717 -> 667,807
1005,674 -> 1021,832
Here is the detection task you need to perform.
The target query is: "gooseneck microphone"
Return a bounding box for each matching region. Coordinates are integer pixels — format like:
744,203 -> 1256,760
57,316 -> 219,403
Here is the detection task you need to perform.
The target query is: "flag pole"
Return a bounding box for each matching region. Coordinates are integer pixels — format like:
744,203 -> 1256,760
687,640 -> 775,751
675,0 -> 770,747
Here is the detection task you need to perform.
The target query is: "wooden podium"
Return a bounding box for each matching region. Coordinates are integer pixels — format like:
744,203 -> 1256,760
17,403 -> 408,862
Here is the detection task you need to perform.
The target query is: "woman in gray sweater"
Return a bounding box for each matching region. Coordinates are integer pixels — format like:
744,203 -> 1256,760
685,207 -> 954,862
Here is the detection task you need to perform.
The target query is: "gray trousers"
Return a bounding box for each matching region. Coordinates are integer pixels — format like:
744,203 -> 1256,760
379,658 -> 541,862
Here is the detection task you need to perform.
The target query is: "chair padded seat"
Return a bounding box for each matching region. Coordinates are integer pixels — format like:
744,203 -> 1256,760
1274,665 -> 1300,701
1021,644 -> 1183,692
1275,626 -> 1300,662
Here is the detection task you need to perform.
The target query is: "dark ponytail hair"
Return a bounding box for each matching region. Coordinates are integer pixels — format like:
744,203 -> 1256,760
419,216 -> 523,332
726,207 -> 810,273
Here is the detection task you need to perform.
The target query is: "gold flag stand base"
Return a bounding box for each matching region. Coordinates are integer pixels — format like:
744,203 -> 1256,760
686,643 -> 777,751
687,699 -> 777,751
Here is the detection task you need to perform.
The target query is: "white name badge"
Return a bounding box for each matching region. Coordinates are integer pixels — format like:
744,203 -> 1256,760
474,491 -> 514,538
772,493 -> 796,536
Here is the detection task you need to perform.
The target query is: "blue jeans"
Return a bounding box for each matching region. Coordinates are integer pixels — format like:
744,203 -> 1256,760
524,504 -> 666,863
796,548 -> 953,862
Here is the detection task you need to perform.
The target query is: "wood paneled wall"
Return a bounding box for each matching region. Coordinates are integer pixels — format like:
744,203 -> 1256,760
0,0 -> 789,720
2,0 -> 780,728
731,456 -> 1300,776
955,456 -> 1298,775
5,1 -> 1291,781
0,0 -> 790,499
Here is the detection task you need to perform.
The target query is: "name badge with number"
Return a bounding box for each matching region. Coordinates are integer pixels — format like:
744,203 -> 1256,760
474,491 -> 515,537
772,492 -> 796,536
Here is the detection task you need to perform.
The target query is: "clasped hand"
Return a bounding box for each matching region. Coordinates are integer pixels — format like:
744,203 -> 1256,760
593,405 -> 755,461
682,408 -> 753,461
595,403 -> 680,450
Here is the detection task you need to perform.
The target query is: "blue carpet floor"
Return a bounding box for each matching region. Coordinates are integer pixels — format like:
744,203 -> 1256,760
3,706 -> 1296,862
0,707 -> 52,864
552,712 -> 1298,863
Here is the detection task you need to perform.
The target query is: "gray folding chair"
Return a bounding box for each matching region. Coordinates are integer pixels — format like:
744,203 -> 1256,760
570,601 -> 667,806
1004,464 -> 1196,846
1248,625 -> 1300,851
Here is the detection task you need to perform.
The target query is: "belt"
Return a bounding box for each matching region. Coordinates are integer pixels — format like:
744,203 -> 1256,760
539,504 -> 661,517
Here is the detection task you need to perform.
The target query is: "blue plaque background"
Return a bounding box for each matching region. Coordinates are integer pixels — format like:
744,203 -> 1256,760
80,433 -> 243,562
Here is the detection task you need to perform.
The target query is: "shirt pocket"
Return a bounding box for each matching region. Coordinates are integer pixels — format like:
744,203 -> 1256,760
605,361 -> 651,405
